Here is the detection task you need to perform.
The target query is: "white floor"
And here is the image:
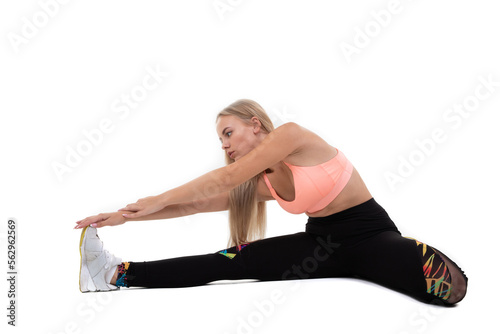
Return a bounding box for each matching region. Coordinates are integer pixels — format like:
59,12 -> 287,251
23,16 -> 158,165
14,267 -> 485,334
2,200 -> 492,334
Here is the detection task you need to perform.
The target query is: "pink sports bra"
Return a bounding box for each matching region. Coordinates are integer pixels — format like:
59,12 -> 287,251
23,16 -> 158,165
262,148 -> 353,214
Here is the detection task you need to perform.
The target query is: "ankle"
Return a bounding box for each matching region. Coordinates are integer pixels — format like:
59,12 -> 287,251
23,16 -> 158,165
114,262 -> 131,287
110,267 -> 119,285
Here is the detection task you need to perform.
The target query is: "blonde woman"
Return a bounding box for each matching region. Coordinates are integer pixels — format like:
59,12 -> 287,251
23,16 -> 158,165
75,99 -> 467,305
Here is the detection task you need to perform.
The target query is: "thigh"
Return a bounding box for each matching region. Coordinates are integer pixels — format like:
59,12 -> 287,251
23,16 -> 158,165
345,231 -> 450,304
232,232 -> 350,281
127,232 -> 350,288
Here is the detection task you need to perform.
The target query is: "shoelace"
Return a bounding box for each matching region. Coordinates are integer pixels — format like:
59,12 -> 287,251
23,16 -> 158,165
103,249 -> 111,270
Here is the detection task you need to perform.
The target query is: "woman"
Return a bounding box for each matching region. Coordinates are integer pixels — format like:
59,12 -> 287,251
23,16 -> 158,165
75,99 -> 467,305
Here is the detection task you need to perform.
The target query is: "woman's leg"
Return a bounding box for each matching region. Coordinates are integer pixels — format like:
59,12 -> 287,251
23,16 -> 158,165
117,232 -> 351,289
344,231 -> 467,305
420,244 -> 468,304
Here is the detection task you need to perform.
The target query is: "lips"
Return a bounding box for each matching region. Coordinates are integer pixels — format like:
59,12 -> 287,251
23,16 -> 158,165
228,151 -> 235,159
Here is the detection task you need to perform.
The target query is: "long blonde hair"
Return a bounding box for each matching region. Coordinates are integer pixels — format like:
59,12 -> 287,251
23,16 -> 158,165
216,99 -> 275,247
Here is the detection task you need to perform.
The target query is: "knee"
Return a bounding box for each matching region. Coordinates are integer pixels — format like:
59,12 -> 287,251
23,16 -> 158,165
449,279 -> 467,305
408,238 -> 468,305
430,278 -> 467,306
432,248 -> 468,305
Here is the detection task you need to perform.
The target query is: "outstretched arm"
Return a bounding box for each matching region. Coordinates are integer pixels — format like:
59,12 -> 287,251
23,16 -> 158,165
75,191 -> 230,229
121,122 -> 303,219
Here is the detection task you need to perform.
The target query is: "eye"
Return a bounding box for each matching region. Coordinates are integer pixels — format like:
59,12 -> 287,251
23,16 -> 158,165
226,131 -> 232,137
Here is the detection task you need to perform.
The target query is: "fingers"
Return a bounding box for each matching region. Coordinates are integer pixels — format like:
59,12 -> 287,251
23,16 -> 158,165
75,200 -> 145,229
74,222 -> 98,229
74,214 -> 105,229
74,221 -> 93,229
89,221 -> 103,228
121,211 -> 143,219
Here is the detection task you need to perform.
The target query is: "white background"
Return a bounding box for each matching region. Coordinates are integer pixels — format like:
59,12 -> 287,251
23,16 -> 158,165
1,0 -> 499,333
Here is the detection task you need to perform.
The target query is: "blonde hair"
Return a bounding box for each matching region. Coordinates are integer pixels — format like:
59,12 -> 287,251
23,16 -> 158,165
216,99 -> 275,247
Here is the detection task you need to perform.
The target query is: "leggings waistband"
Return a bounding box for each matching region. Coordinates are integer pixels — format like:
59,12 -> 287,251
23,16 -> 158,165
306,198 -> 400,242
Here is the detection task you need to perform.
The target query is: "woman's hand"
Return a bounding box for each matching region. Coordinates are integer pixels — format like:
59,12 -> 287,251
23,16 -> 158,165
118,195 -> 167,219
74,211 -> 126,229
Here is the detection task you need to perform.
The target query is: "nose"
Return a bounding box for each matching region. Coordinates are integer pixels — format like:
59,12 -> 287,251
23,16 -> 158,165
221,139 -> 230,151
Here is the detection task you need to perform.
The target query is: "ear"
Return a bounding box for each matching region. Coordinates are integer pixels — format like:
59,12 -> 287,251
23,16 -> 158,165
251,116 -> 262,134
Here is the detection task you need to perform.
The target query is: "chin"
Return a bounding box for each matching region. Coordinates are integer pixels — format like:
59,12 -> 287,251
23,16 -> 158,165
233,151 -> 248,161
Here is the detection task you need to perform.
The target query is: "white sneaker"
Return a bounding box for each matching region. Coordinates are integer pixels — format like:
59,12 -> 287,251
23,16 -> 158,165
79,226 -> 122,292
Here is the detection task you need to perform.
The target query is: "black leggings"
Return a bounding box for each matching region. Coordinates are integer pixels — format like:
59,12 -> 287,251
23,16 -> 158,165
123,198 -> 467,305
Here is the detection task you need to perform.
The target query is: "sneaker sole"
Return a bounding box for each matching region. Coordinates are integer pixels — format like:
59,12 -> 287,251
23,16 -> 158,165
79,226 -> 92,293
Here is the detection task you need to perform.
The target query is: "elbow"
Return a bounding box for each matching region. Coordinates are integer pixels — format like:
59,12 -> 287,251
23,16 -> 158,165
198,167 -> 234,202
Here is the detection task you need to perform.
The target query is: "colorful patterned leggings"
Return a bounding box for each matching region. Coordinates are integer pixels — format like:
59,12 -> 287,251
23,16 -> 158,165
117,198 -> 467,305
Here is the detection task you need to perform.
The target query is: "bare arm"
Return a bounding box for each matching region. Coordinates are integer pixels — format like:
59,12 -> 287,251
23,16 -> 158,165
74,192 -> 229,229
124,191 -> 229,222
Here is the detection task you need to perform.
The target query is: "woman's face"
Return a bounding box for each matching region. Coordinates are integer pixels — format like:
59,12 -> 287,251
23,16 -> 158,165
216,115 -> 263,161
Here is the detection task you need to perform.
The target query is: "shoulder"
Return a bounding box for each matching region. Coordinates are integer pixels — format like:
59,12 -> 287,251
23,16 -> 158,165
274,122 -> 304,136
268,122 -> 313,151
276,122 -> 332,150
274,122 -> 324,142
279,123 -> 337,165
